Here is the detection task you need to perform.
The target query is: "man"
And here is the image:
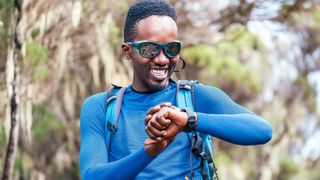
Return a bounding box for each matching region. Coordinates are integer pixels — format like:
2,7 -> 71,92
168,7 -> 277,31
79,0 -> 272,179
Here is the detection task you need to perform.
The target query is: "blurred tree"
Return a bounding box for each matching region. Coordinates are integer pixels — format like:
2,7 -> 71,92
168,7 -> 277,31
2,0 -> 22,179
0,0 -> 319,179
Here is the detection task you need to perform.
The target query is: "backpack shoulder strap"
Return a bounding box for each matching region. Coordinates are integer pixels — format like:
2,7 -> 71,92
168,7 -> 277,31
105,85 -> 126,161
176,80 -> 198,179
176,80 -> 217,180
176,80 -> 197,110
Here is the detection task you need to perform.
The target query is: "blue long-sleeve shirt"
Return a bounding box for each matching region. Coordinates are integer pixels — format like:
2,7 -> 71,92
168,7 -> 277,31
80,81 -> 272,179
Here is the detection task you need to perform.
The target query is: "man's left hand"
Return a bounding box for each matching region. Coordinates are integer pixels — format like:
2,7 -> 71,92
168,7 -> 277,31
145,105 -> 189,141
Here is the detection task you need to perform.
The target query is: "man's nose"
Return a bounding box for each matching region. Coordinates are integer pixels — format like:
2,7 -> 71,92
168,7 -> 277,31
153,50 -> 169,65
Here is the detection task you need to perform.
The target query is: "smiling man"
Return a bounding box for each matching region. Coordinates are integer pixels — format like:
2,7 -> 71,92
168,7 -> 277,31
79,0 -> 273,179
122,11 -> 179,92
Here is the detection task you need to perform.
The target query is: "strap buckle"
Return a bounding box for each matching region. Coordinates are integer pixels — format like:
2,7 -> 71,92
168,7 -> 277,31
107,121 -> 118,134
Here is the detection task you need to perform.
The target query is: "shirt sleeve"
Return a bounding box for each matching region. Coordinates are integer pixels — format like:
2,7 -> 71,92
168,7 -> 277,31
194,83 -> 272,145
79,93 -> 154,179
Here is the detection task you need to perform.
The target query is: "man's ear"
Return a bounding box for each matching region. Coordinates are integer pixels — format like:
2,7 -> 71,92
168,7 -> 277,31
121,43 -> 131,60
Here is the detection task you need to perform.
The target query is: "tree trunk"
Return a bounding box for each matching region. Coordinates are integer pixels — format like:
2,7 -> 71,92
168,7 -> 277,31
2,0 -> 23,179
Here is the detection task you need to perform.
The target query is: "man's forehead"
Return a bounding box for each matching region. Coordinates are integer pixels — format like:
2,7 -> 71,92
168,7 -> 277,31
135,16 -> 177,34
134,18 -> 178,42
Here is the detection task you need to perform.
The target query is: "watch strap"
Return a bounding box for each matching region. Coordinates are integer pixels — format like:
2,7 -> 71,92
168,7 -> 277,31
181,107 -> 197,132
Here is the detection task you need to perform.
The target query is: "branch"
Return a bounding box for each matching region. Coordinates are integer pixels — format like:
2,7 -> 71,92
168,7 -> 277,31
2,0 -> 23,179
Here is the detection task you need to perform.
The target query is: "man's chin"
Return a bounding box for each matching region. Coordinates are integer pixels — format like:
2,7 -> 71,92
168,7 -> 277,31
148,80 -> 168,92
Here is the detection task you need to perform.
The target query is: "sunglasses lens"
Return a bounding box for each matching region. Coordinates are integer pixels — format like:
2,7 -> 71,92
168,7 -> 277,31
165,42 -> 181,58
131,41 -> 181,59
139,42 -> 160,59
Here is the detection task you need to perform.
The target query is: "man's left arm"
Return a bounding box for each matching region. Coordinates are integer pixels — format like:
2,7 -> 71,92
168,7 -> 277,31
145,83 -> 272,145
193,83 -> 272,145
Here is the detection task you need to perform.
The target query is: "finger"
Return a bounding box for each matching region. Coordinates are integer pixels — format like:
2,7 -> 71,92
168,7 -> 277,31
161,123 -> 183,140
158,102 -> 172,107
156,114 -> 171,126
144,138 -> 159,145
145,124 -> 166,140
147,110 -> 170,127
147,124 -> 166,140
146,102 -> 172,116
169,105 -> 180,110
145,127 -> 158,140
144,114 -> 152,126
157,107 -> 172,119
150,117 -> 168,131
146,105 -> 161,116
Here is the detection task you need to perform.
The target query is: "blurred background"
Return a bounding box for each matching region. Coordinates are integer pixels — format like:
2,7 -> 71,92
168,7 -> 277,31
1,0 -> 320,179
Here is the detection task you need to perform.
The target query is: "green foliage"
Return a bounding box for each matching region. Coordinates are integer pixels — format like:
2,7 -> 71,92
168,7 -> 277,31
181,27 -> 263,95
216,58 -> 261,94
26,40 -> 50,81
277,155 -> 298,180
0,126 -> 6,147
239,149 -> 256,179
215,151 -> 232,167
98,0 -> 108,6
31,28 -> 40,39
308,159 -> 320,180
82,1 -> 89,14
0,160 -> 2,176
108,20 -> 122,51
0,127 -> 6,175
313,10 -> 320,45
295,75 -> 317,112
223,25 -> 265,50
109,21 -> 121,38
0,0 -> 13,32
0,0 -> 13,56
26,40 -> 48,66
33,65 -> 50,81
13,152 -> 23,174
116,0 -> 129,13
315,9 -> 320,21
56,162 -> 80,180
181,45 -> 215,67
32,105 -> 65,141
0,0 -> 12,12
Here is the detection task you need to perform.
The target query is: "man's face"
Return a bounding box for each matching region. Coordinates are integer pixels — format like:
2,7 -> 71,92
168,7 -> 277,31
124,15 -> 179,92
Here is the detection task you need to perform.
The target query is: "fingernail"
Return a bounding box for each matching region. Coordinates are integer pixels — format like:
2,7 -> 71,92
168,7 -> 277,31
163,131 -> 167,136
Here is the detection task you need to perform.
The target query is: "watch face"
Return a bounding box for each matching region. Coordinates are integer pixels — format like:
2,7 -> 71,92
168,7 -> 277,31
189,116 -> 196,122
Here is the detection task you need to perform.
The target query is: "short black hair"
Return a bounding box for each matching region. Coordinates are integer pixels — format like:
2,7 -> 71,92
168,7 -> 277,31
124,0 -> 177,42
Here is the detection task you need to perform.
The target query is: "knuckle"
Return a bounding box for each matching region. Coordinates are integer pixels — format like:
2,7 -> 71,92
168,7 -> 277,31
145,127 -> 149,133
150,120 -> 156,126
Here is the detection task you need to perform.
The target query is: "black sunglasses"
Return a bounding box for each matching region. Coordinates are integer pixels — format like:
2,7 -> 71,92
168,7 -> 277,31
127,40 -> 181,59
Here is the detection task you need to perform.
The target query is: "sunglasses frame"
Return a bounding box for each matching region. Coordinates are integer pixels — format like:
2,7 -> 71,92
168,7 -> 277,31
127,40 -> 181,59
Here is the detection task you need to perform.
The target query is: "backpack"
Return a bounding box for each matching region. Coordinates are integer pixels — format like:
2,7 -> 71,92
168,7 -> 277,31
104,80 -> 218,180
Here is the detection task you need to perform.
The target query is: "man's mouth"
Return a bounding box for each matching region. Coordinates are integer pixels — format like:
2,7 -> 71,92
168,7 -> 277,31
150,68 -> 168,80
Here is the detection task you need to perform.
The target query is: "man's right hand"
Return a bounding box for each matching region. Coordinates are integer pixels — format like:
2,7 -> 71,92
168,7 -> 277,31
144,136 -> 176,157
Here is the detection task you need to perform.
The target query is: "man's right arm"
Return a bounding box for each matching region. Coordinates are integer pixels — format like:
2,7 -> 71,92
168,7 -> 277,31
79,94 -> 155,179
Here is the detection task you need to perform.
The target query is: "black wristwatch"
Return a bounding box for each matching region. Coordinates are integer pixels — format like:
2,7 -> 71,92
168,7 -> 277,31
181,107 -> 197,132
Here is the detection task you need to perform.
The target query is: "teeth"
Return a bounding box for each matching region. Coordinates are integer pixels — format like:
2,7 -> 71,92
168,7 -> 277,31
151,69 -> 166,76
